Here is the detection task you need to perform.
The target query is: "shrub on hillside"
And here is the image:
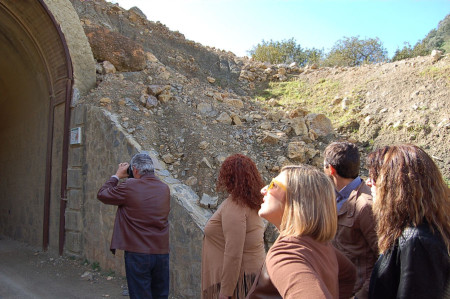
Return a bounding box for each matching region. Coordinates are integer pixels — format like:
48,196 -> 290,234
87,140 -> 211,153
248,38 -> 324,66
323,36 -> 388,67
393,14 -> 449,61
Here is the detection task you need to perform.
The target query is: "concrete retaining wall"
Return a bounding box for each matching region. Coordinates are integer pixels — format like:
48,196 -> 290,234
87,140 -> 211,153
65,104 -> 211,298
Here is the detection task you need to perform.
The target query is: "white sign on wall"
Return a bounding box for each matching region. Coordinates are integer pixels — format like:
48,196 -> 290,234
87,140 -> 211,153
70,127 -> 82,145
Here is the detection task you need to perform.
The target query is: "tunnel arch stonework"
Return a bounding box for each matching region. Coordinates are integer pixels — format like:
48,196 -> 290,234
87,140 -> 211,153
0,1 -> 206,297
0,0 -> 94,252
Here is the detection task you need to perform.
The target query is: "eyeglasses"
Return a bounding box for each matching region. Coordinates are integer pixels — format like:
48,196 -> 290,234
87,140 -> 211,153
267,178 -> 287,192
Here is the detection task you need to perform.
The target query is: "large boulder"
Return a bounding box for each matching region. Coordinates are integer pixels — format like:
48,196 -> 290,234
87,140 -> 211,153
305,113 -> 334,138
287,141 -> 319,163
84,26 -> 146,71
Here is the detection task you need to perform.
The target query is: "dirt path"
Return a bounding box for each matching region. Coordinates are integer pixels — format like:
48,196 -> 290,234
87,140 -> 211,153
0,236 -> 127,299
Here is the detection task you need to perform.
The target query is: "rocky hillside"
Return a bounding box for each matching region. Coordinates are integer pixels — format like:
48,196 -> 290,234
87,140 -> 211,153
254,54 -> 449,181
69,0 -> 450,206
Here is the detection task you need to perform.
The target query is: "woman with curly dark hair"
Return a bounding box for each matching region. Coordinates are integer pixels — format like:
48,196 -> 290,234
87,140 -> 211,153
201,154 -> 265,299
367,144 -> 450,298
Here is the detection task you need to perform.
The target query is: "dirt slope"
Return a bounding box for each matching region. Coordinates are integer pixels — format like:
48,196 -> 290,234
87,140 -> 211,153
284,55 -> 450,180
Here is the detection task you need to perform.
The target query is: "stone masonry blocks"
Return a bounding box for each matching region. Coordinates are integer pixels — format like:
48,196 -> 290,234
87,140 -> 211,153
67,189 -> 82,210
65,210 -> 82,231
65,231 -> 82,254
69,146 -> 83,167
67,168 -> 82,189
70,104 -> 85,127
43,0 -> 96,95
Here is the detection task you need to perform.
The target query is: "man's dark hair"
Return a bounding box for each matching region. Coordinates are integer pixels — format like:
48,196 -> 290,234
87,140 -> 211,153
323,142 -> 360,179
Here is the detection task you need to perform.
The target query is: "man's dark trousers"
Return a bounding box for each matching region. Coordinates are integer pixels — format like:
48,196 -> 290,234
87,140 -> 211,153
124,251 -> 169,299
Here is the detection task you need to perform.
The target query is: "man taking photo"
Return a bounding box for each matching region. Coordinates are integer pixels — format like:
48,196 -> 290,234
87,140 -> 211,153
98,153 -> 170,299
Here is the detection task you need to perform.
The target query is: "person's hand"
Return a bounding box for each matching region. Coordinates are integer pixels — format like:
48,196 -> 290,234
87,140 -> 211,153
218,294 -> 230,299
115,162 -> 129,179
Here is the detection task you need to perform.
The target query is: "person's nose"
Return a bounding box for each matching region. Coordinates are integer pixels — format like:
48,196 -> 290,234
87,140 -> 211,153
261,185 -> 268,195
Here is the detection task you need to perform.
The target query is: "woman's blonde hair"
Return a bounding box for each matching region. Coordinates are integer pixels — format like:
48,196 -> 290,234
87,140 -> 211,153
374,144 -> 450,254
279,164 -> 337,242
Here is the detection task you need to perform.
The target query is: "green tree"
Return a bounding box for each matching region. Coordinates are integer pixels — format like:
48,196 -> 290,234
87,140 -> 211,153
392,41 -> 429,61
393,13 -> 450,61
249,38 -> 318,66
248,38 -> 299,64
324,36 -> 388,67
392,42 -> 414,61
423,14 -> 450,53
305,48 -> 324,65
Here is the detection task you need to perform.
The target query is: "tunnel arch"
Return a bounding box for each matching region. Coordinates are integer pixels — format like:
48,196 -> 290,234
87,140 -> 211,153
0,0 -> 73,252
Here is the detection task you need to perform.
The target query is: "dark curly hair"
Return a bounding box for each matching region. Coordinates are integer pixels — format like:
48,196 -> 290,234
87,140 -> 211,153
216,154 -> 264,210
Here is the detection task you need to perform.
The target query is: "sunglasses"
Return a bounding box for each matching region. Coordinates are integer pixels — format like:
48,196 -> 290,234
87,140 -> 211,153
267,178 -> 287,192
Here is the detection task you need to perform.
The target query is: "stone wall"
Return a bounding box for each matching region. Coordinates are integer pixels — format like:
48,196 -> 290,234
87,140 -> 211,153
43,0 -> 96,96
81,105 -> 138,275
169,183 -> 212,298
64,103 -> 87,256
65,104 -> 211,298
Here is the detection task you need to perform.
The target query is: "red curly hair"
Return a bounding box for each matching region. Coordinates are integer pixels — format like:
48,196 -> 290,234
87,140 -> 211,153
216,154 -> 264,210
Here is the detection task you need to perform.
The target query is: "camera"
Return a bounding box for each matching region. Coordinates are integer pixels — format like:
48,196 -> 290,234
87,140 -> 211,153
127,164 -> 134,178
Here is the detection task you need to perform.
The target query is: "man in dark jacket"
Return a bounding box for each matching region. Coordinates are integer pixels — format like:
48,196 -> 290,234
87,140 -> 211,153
323,142 -> 378,299
98,153 -> 170,299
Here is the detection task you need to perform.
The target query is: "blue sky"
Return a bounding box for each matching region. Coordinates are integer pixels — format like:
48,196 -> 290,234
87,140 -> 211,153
113,0 -> 450,58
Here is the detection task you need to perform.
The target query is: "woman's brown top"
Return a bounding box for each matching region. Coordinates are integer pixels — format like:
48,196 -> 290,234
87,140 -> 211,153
201,197 -> 266,298
265,235 -> 356,299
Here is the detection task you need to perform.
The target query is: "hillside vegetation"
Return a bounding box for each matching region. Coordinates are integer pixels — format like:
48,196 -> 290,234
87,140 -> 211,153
249,14 -> 450,67
393,14 -> 450,61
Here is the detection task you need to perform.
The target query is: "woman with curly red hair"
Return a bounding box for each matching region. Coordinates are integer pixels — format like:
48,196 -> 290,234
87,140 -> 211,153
201,154 -> 265,299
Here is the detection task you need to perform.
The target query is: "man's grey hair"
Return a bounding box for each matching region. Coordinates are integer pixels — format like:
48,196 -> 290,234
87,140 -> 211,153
130,153 -> 154,175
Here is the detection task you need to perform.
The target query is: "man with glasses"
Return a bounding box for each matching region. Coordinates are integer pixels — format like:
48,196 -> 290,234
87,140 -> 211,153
323,142 -> 378,299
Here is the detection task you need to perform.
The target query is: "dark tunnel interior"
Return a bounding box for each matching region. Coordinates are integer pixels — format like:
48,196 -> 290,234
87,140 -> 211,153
0,0 -> 71,248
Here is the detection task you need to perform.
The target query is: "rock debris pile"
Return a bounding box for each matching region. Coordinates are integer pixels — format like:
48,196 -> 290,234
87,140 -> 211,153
70,0 -> 449,208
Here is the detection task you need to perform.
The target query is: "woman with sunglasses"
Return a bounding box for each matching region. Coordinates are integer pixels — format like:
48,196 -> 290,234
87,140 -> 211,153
248,164 -> 356,298
202,154 -> 266,299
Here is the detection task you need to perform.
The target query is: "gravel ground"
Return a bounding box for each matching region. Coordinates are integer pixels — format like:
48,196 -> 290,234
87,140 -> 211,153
0,236 -> 127,299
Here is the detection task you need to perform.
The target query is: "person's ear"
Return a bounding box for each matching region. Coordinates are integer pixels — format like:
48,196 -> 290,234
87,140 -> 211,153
329,165 -> 337,176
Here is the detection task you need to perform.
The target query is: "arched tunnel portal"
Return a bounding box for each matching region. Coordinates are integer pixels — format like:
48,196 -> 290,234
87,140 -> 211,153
0,2 -> 207,293
0,0 -> 73,252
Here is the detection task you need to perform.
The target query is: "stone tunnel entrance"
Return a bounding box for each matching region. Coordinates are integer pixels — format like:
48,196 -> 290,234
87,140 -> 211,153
0,1 -> 205,295
0,0 -> 73,252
